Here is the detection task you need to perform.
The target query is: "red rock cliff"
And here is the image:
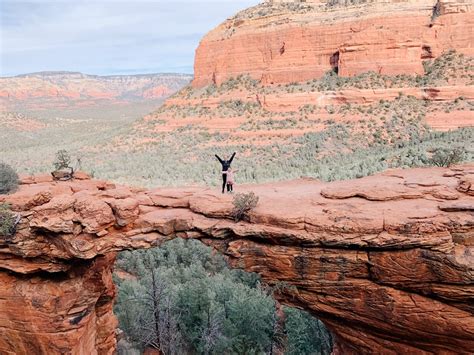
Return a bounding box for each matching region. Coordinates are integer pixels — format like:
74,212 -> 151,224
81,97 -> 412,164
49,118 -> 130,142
0,166 -> 473,354
193,0 -> 474,87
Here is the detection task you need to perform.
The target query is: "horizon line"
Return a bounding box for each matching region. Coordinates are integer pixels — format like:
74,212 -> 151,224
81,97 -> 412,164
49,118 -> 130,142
0,70 -> 195,79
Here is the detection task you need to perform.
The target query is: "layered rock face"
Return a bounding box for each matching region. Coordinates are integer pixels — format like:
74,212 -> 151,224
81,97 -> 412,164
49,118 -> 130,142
1,166 -> 473,354
193,0 -> 474,87
143,0 -> 473,148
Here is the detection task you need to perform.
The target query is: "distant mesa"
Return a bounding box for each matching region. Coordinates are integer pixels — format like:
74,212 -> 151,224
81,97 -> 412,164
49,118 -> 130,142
0,71 -> 193,109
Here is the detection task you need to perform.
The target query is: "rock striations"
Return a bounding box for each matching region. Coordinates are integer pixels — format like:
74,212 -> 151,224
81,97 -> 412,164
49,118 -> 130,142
193,0 -> 474,87
0,165 -> 473,354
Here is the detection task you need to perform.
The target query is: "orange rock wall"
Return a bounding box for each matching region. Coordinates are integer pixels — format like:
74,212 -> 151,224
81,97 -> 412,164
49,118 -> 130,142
0,254 -> 117,355
192,0 -> 474,87
0,166 -> 473,354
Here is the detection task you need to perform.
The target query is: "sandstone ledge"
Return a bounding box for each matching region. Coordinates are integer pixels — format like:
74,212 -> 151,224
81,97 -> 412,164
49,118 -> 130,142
0,165 -> 473,354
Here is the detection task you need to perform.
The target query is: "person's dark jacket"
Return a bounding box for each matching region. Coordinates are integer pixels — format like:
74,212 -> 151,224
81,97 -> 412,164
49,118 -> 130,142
215,152 -> 236,171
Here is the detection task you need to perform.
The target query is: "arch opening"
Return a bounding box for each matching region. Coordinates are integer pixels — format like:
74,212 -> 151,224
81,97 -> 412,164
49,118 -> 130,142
113,238 -> 333,355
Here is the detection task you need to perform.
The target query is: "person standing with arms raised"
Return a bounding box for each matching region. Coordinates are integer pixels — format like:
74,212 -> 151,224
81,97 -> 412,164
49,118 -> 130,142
215,152 -> 236,194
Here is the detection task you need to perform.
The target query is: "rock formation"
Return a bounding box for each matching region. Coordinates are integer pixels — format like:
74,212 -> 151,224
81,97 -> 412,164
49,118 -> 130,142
0,72 -> 192,110
0,165 -> 473,354
139,0 -> 472,147
193,0 -> 474,87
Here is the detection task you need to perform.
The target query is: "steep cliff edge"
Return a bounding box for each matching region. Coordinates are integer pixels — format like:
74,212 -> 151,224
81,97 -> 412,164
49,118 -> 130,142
0,165 -> 473,354
193,0 -> 473,87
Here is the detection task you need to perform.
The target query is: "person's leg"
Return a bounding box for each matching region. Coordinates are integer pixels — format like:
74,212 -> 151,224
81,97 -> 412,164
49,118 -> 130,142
222,174 -> 227,193
229,183 -> 233,192
227,183 -> 231,192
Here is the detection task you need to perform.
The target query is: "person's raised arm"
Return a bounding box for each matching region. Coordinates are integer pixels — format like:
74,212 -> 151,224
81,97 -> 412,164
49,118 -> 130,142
229,152 -> 236,164
215,154 -> 223,164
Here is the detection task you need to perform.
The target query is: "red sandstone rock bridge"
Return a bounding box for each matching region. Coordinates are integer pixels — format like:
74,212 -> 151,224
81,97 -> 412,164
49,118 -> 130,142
0,166 -> 473,354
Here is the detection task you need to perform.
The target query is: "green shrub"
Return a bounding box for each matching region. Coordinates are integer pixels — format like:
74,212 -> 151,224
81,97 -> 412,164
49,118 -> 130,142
53,149 -> 72,170
232,192 -> 259,222
429,147 -> 466,167
0,162 -> 19,195
432,0 -> 441,20
327,0 -> 368,7
0,203 -> 17,238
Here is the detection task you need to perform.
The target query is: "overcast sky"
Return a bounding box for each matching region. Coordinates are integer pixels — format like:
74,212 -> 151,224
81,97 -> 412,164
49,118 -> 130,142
0,0 -> 260,77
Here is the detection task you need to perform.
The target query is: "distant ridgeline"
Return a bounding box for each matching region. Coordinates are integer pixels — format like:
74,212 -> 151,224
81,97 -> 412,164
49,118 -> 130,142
0,71 -> 192,108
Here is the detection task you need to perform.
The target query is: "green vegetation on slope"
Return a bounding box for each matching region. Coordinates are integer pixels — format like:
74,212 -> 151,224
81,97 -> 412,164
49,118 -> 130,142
2,101 -> 471,188
78,97 -> 473,187
178,51 -> 473,100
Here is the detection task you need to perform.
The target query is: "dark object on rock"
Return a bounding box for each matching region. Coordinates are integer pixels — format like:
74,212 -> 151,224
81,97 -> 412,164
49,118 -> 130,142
51,167 -> 74,181
439,202 -> 474,212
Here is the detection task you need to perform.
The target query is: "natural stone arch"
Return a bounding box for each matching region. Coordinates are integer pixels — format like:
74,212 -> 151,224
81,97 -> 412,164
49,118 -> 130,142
0,165 -> 473,354
112,237 -> 334,355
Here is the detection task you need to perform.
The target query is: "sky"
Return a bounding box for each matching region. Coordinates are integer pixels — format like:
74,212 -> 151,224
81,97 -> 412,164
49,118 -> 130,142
0,0 -> 261,77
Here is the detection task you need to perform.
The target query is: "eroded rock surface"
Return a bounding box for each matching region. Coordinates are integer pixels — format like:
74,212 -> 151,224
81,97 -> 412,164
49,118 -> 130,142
0,166 -> 473,354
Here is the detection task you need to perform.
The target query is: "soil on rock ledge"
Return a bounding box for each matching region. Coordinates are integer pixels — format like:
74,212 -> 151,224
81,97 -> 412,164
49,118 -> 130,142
0,165 -> 473,354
